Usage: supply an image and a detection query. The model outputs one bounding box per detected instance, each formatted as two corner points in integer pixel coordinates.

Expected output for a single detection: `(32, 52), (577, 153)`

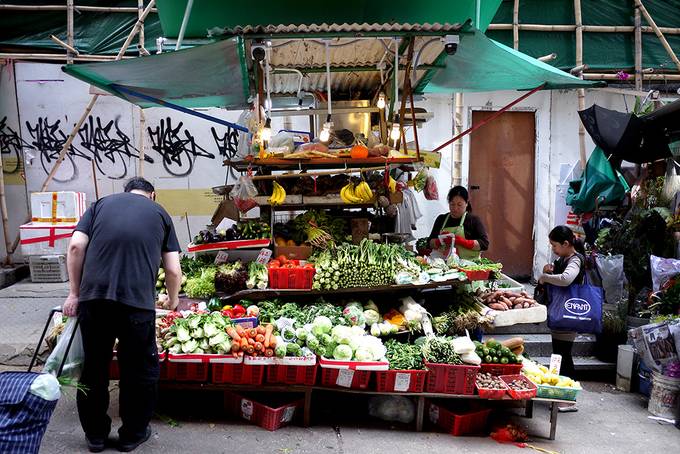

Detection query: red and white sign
(20, 222), (76, 256)
(30, 191), (86, 224)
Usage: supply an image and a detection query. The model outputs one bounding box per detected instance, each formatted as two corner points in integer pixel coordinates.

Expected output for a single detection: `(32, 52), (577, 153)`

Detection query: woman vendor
(428, 186), (489, 259)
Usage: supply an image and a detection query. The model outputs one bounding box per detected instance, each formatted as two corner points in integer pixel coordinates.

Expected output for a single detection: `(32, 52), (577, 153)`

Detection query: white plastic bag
(650, 255), (680, 292)
(596, 254), (626, 305)
(368, 395), (415, 424)
(661, 159), (680, 202)
(229, 175), (258, 213)
(43, 317), (84, 380)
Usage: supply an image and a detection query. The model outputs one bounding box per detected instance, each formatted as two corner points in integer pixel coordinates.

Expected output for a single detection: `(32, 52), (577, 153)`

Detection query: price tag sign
(336, 369), (355, 388)
(281, 406), (296, 423)
(214, 251), (229, 265)
(240, 399), (253, 420)
(549, 354), (562, 375)
(256, 248), (273, 264)
(394, 372), (412, 392)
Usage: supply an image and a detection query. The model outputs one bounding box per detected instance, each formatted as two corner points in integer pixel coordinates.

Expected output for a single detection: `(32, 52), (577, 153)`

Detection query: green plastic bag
(566, 147), (630, 214)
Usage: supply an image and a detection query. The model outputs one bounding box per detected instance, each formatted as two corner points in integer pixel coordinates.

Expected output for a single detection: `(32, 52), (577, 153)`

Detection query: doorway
(468, 110), (536, 279)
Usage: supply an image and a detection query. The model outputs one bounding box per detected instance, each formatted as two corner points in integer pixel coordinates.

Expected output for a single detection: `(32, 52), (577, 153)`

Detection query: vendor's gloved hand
(431, 238), (442, 249)
(454, 235), (475, 250)
(440, 236), (454, 246)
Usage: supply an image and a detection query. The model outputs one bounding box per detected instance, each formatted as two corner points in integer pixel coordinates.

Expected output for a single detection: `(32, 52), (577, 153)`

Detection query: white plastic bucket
(648, 371), (680, 418)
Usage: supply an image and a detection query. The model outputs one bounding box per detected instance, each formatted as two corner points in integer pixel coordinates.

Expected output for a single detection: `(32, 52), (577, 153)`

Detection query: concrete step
(483, 333), (597, 357)
(531, 355), (616, 372)
(489, 321), (551, 335)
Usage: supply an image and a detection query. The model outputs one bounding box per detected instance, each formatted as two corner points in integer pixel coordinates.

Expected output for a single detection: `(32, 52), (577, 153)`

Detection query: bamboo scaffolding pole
(635, 7), (643, 91)
(512, 0), (520, 50)
(91, 159), (99, 201)
(453, 92), (464, 187)
(116, 0), (156, 60)
(574, 0), (587, 169)
(49, 35), (79, 56)
(395, 39), (415, 152)
(488, 23), (680, 35)
(584, 73), (680, 81)
(635, 0), (680, 73)
(0, 53), (134, 62)
(138, 108), (146, 177)
(138, 0), (145, 57)
(0, 4), (157, 13)
(538, 53), (557, 62)
(250, 166), (387, 181)
(0, 151), (13, 265)
(66, 0), (74, 64)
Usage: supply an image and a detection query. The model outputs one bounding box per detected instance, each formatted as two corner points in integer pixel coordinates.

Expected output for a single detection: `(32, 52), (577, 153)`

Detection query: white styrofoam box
(20, 222), (76, 256)
(30, 191), (86, 224)
(29, 255), (68, 283)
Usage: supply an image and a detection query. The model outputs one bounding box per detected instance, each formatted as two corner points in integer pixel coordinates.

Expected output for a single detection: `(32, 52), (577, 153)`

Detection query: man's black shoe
(118, 426), (152, 452)
(86, 437), (106, 453)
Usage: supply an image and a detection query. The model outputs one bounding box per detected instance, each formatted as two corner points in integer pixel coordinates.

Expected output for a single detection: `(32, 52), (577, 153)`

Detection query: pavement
(1, 280), (679, 454)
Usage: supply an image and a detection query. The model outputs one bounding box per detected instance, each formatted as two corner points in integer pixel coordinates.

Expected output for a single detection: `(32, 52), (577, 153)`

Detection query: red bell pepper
(221, 309), (234, 318)
(231, 304), (246, 317)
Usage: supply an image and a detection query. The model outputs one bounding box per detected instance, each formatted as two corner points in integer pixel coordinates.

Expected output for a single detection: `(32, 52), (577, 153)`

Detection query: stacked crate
(20, 192), (86, 282)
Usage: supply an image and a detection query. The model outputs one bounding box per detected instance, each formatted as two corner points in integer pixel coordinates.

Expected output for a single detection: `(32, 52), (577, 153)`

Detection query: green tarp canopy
(423, 28), (599, 93)
(63, 37), (249, 109)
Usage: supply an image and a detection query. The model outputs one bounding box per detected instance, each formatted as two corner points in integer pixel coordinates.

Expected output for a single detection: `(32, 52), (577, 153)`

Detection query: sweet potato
(489, 303), (506, 311)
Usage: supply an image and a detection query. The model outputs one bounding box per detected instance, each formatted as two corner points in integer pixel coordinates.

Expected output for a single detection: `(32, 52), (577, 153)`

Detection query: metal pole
(175, 0), (195, 51)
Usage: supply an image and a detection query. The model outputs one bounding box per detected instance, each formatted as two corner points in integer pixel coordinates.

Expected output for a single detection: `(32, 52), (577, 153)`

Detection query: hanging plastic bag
(229, 175), (259, 213)
(424, 171), (439, 200)
(42, 318), (84, 381)
(595, 254), (626, 305)
(662, 159), (680, 202)
(650, 255), (680, 292)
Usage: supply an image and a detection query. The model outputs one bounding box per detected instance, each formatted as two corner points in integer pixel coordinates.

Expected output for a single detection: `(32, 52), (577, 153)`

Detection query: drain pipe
(175, 0), (194, 50)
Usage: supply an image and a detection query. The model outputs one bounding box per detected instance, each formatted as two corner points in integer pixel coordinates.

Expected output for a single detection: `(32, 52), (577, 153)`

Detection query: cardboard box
(274, 245), (312, 260)
(30, 191), (86, 224)
(20, 223), (75, 256)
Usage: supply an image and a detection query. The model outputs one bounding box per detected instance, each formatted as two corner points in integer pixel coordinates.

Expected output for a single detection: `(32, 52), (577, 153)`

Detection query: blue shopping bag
(547, 275), (604, 334)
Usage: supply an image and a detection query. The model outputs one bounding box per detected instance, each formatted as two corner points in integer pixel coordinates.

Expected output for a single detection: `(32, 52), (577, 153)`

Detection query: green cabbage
(333, 344), (353, 360)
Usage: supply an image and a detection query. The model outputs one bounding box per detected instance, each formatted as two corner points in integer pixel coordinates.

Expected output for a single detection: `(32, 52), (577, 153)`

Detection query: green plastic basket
(536, 380), (582, 401)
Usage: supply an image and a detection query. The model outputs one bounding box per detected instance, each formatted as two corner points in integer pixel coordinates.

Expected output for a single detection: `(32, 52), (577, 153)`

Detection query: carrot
(246, 345), (255, 354)
(226, 327), (241, 341)
(255, 334), (265, 343)
(248, 328), (258, 338)
(251, 352), (258, 357)
(256, 325), (266, 335)
(231, 341), (241, 352)
(264, 348), (274, 357)
(254, 342), (264, 352)
(248, 337), (255, 345)
(235, 325), (247, 338)
(268, 336), (277, 348)
(240, 337), (248, 350)
(264, 324), (275, 348)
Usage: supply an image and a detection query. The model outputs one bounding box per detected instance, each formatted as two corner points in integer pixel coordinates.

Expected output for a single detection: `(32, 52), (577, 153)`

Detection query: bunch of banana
(268, 181), (286, 205)
(340, 181), (374, 204)
(388, 176), (398, 193)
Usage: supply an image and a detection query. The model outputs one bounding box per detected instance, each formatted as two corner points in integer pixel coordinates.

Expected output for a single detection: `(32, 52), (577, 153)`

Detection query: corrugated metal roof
(262, 36), (445, 96)
(209, 22), (462, 36)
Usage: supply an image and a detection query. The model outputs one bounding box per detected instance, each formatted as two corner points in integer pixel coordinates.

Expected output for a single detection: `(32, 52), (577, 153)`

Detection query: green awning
(155, 0), (502, 38)
(424, 28), (602, 93)
(62, 37), (248, 109)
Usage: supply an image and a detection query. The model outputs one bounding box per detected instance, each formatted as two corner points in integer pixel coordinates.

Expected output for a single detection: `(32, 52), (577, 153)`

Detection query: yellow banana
(342, 184), (363, 203)
(269, 181), (286, 205)
(388, 177), (397, 193)
(340, 185), (350, 203)
(359, 182), (373, 202)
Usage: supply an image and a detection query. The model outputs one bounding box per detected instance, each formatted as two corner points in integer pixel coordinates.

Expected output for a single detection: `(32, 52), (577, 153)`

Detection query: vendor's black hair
(549, 225), (585, 255)
(124, 177), (155, 194)
(447, 186), (472, 212)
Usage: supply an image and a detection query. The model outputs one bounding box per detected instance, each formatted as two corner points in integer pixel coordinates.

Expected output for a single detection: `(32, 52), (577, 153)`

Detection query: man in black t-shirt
(63, 177), (182, 452)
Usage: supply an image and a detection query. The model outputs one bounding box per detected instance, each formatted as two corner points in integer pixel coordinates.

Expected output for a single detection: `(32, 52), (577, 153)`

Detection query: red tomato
(269, 260), (280, 267)
(277, 255), (288, 264)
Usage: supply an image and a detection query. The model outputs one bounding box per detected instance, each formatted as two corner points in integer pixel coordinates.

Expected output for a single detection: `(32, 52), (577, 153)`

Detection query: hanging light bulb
(260, 118), (272, 142)
(319, 121), (332, 143)
(390, 123), (400, 142)
(376, 92), (386, 109)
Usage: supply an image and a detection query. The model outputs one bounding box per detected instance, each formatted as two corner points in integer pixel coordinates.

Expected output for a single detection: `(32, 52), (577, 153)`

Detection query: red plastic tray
(428, 401), (492, 436)
(225, 392), (303, 431)
(268, 266), (315, 289)
(500, 374), (537, 400)
(320, 368), (371, 389)
(424, 362), (480, 395)
(212, 363), (264, 385)
(375, 370), (428, 393)
(462, 269), (491, 281)
(166, 362), (209, 382)
(480, 363), (523, 376)
(267, 363), (318, 386)
(475, 379), (510, 400)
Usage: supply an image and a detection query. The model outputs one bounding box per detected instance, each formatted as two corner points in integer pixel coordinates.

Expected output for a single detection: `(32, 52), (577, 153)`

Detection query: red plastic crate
(320, 368), (371, 389)
(268, 265), (315, 289)
(110, 352), (169, 380)
(166, 362), (209, 382)
(375, 370), (428, 393)
(479, 363), (523, 376)
(225, 392), (303, 431)
(266, 357), (318, 386)
(428, 401), (492, 436)
(463, 269), (491, 281)
(500, 374), (537, 400)
(212, 363), (264, 385)
(475, 380), (510, 400)
(424, 362), (480, 395)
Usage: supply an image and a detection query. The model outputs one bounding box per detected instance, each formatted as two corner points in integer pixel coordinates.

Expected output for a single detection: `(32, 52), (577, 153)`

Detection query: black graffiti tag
(148, 117), (215, 177)
(78, 116), (154, 180)
(26, 117), (81, 182)
(211, 125), (239, 159)
(0, 116), (28, 174)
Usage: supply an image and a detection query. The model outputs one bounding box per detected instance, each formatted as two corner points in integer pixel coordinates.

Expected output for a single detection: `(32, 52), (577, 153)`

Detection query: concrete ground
(1, 280), (678, 454)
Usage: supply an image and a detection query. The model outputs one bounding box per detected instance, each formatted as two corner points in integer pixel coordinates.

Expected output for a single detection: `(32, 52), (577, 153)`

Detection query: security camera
(442, 35), (460, 56)
(251, 43), (266, 61)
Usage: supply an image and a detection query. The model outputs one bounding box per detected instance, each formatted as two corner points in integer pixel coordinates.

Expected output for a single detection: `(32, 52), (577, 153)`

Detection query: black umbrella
(578, 104), (672, 164)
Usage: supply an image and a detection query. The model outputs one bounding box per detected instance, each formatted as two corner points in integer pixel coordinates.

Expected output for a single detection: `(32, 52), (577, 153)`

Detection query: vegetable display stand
(319, 357), (388, 390)
(267, 356), (318, 386)
(427, 400), (492, 436)
(375, 370), (428, 393)
(211, 356), (264, 385)
(500, 374), (538, 400)
(480, 363), (523, 376)
(424, 363), (479, 395)
(475, 382), (510, 400)
(167, 353), (210, 382)
(224, 391), (304, 431)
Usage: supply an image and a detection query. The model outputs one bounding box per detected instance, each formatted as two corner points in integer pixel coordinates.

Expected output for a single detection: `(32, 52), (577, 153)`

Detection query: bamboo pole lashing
(635, 0), (680, 73)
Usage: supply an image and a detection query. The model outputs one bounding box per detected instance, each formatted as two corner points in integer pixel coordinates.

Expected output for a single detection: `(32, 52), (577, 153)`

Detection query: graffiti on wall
(0, 114), (239, 180)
